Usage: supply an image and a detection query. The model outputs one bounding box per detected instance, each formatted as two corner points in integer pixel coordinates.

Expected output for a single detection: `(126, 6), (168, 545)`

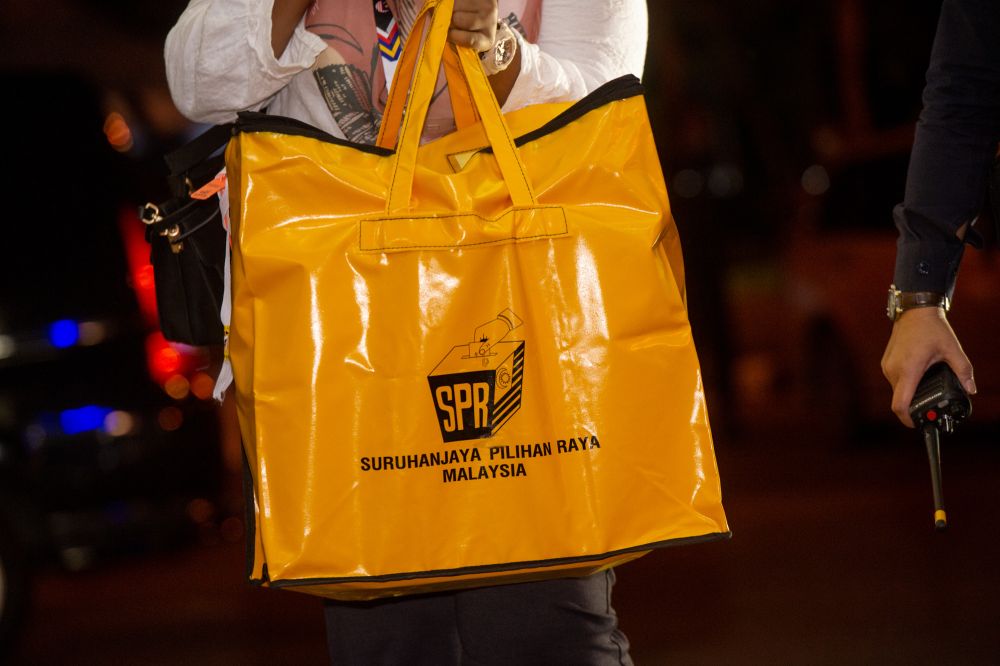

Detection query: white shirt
(165, 0), (648, 137)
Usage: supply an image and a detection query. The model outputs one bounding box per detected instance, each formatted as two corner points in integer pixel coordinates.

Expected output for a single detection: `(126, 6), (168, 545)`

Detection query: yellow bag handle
(453, 43), (534, 202)
(442, 48), (480, 130)
(377, 32), (478, 149)
(383, 0), (536, 213)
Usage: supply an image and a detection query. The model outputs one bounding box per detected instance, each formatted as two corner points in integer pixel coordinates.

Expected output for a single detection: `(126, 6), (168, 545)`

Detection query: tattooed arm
(166, 0), (648, 125)
(272, 0), (315, 57)
(167, 0), (523, 123)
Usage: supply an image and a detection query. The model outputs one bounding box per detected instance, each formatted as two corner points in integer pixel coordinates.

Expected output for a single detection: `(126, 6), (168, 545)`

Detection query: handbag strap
(164, 123), (233, 183)
(383, 0), (535, 214)
(141, 123), (232, 236)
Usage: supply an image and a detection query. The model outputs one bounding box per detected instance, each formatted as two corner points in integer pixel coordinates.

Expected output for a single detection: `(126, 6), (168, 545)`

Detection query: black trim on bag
(241, 446), (259, 583)
(266, 530), (731, 589)
(232, 74), (645, 155)
(234, 112), (395, 156)
(241, 445), (271, 586)
(482, 74), (645, 153)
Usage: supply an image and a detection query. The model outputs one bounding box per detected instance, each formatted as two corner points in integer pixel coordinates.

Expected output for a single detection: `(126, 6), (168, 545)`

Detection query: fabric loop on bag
(358, 206), (567, 251)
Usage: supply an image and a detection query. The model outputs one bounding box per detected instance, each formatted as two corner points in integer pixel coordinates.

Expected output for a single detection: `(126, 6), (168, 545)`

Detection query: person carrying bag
(165, 0), (725, 662)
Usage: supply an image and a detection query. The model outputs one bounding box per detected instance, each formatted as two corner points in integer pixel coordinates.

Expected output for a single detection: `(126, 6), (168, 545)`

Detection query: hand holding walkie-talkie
(908, 362), (972, 530)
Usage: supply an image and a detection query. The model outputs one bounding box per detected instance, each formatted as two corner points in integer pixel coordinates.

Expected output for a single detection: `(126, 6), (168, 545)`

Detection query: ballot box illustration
(428, 310), (525, 443)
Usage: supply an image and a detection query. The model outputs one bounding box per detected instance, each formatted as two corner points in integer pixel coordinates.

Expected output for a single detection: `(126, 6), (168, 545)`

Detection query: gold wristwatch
(480, 19), (518, 76)
(886, 284), (951, 322)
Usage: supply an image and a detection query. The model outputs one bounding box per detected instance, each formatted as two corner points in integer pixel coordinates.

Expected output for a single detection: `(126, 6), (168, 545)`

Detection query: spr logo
(428, 309), (525, 443)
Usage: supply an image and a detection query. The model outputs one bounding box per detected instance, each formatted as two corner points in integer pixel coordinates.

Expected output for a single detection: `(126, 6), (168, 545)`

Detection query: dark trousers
(323, 569), (633, 665)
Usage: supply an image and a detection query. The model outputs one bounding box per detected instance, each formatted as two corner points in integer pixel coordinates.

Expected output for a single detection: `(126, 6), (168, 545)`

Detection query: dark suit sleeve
(893, 0), (1000, 296)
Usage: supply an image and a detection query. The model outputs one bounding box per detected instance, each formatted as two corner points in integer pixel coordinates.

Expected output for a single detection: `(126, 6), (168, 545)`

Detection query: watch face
(886, 287), (901, 321)
(494, 36), (516, 68)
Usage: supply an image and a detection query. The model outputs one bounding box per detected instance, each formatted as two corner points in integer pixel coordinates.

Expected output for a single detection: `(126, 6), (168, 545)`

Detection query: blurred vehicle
(0, 73), (222, 654)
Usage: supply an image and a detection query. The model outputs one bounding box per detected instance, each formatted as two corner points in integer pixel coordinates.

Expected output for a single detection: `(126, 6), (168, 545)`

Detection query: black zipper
(235, 112), (395, 156)
(485, 74), (645, 153)
(233, 74), (645, 154)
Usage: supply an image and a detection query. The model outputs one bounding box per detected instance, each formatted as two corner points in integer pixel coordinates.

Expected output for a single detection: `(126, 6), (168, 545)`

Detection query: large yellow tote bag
(226, 0), (728, 600)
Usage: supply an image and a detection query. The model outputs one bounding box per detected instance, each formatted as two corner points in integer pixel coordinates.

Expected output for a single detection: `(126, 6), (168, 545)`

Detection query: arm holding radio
(882, 0), (999, 426)
(882, 307), (974, 428)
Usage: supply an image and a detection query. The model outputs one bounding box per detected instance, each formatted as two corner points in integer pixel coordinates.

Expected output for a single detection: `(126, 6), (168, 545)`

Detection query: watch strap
(887, 285), (951, 321)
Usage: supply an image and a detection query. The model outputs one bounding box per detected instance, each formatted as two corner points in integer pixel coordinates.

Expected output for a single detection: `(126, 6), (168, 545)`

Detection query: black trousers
(323, 569), (633, 665)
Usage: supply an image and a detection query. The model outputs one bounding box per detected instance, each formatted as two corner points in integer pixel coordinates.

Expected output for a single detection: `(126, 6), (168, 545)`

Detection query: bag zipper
(234, 74), (645, 153)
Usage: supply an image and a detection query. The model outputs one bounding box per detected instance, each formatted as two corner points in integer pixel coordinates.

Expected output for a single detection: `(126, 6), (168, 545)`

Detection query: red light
(926, 410), (938, 422)
(145, 332), (184, 383)
(136, 264), (156, 292)
(164, 374), (191, 400)
(155, 346), (182, 374)
(190, 372), (215, 400)
(158, 406), (184, 431)
(103, 112), (133, 152)
(117, 207), (159, 328)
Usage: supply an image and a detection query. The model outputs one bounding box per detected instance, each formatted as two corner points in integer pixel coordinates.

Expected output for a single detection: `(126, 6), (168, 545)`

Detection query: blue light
(59, 406), (112, 435)
(49, 319), (80, 348)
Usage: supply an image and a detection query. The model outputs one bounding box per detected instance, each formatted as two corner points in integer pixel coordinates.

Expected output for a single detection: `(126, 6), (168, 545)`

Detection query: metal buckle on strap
(139, 202), (163, 225)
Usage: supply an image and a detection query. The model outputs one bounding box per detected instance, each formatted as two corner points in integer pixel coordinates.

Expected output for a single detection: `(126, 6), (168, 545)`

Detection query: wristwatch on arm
(886, 284), (951, 322)
(480, 18), (518, 76)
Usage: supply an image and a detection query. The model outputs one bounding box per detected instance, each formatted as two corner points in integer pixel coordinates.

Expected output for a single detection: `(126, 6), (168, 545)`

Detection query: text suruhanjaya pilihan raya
(359, 435), (601, 483)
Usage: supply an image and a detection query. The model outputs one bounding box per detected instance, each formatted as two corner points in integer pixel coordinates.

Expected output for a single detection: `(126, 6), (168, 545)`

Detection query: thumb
(944, 351), (977, 395)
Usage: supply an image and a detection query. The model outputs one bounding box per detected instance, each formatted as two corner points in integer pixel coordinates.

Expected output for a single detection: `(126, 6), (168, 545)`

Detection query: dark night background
(1, 0), (999, 663)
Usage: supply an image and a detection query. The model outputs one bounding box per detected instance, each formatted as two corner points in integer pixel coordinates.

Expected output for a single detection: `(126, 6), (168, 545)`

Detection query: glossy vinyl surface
(227, 0), (727, 600)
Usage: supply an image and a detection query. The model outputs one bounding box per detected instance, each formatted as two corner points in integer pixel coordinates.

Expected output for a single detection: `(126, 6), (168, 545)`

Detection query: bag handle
(442, 48), (480, 130)
(376, 1), (478, 149)
(377, 35), (478, 149)
(381, 0), (535, 214)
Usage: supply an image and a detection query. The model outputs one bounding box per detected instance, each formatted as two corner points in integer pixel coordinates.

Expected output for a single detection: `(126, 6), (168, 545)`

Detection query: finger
(448, 28), (493, 52)
(451, 8), (498, 32)
(890, 368), (922, 428)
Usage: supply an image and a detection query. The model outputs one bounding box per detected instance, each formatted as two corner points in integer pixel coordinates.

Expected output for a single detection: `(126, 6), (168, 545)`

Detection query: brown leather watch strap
(899, 291), (949, 310)
(887, 284), (951, 321)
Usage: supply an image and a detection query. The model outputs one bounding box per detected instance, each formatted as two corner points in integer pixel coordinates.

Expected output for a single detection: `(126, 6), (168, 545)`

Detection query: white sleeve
(502, 0), (648, 112)
(165, 0), (326, 124)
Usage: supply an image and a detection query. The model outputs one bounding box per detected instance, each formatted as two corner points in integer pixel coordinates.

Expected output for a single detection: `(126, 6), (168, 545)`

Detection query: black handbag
(140, 124), (233, 346)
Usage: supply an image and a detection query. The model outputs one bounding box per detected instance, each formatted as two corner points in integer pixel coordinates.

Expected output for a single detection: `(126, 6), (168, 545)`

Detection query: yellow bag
(226, 0), (728, 600)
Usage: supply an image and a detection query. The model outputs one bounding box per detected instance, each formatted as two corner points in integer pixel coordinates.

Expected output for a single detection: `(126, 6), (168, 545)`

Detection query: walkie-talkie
(908, 362), (972, 530)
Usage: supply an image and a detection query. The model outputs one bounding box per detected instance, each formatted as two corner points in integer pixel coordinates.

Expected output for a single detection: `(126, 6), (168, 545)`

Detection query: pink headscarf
(305, 0), (540, 143)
